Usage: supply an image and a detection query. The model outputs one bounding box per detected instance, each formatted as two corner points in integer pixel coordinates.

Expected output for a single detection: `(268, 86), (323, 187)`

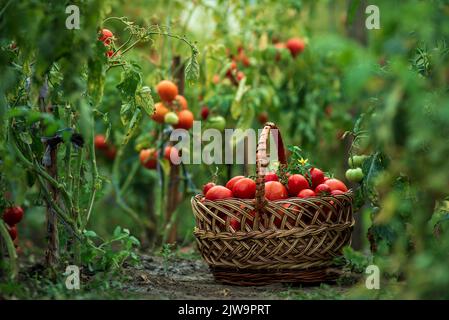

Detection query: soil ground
(122, 253), (351, 300)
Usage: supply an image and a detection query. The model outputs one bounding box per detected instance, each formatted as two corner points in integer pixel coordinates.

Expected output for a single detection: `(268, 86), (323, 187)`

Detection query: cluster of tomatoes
(138, 80), (193, 170)
(139, 145), (180, 170)
(94, 135), (117, 160)
(345, 155), (367, 183)
(201, 167), (348, 230)
(98, 28), (118, 58)
(2, 206), (24, 247)
(221, 46), (250, 86)
(151, 80), (194, 130)
(203, 168), (347, 201)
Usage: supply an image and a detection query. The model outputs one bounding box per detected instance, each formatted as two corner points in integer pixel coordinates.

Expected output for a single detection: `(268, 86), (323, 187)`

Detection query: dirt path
(122, 254), (351, 300)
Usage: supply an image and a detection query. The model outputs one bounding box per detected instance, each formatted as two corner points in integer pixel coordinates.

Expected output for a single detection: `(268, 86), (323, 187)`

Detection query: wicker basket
(191, 122), (354, 286)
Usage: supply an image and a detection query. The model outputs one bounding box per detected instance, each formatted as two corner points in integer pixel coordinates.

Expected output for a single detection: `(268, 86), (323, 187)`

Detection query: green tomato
(207, 116), (226, 131)
(164, 112), (179, 125)
(348, 155), (368, 168)
(345, 168), (364, 183)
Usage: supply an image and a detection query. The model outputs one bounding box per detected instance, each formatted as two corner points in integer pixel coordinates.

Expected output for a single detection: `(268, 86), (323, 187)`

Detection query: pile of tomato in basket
(202, 167), (347, 202)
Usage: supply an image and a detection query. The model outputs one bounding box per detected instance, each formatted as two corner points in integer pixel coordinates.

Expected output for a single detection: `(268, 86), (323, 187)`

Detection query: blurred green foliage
(1, 0), (449, 299)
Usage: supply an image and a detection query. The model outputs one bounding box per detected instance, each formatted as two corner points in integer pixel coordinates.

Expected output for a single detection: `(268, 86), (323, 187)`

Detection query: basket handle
(255, 122), (287, 213)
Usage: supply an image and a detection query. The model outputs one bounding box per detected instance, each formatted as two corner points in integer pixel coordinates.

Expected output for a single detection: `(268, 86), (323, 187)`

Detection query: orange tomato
(175, 110), (194, 130)
(151, 102), (169, 123)
(156, 80), (178, 102)
(139, 148), (158, 170)
(174, 95), (188, 110)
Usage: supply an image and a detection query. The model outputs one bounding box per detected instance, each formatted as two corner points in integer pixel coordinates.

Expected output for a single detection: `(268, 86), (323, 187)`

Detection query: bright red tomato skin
(325, 179), (348, 192)
(315, 183), (331, 195)
(232, 178), (256, 199)
(202, 182), (216, 195)
(298, 189), (316, 198)
(310, 168), (325, 189)
(265, 181), (288, 201)
(287, 174), (309, 196)
(225, 176), (245, 190)
(94, 135), (108, 150)
(286, 37), (306, 57)
(264, 172), (279, 182)
(205, 186), (233, 201)
(99, 28), (113, 45)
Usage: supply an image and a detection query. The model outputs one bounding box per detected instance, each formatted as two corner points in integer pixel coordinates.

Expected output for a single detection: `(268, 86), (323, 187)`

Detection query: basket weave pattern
(191, 123), (354, 285)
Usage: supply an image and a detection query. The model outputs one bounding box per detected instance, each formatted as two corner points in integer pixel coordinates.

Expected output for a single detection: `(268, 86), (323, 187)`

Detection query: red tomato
(225, 176), (245, 190)
(232, 178), (256, 199)
(94, 135), (108, 150)
(265, 181), (288, 201)
(139, 148), (158, 170)
(323, 176), (330, 181)
(286, 37), (306, 57)
(205, 186), (233, 201)
(200, 106), (209, 120)
(202, 182), (216, 195)
(151, 102), (169, 124)
(236, 71), (245, 82)
(174, 95), (188, 110)
(99, 28), (113, 45)
(310, 168), (325, 189)
(298, 189), (316, 198)
(287, 174), (309, 196)
(164, 146), (180, 164)
(106, 49), (115, 58)
(264, 172), (278, 182)
(156, 80), (178, 102)
(258, 112), (268, 125)
(331, 190), (345, 195)
(175, 110), (194, 130)
(229, 216), (241, 231)
(8, 225), (17, 240)
(2, 207), (24, 226)
(315, 183), (331, 195)
(325, 179), (348, 192)
(212, 74), (220, 84)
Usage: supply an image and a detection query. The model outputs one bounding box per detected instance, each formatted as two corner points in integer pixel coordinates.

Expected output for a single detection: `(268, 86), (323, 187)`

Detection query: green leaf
(117, 63), (142, 100)
(129, 236), (141, 246)
(19, 132), (32, 145)
(84, 230), (98, 238)
(113, 226), (122, 238)
(136, 86), (155, 117)
(185, 50), (200, 81)
(122, 107), (142, 145)
(120, 102), (134, 126)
